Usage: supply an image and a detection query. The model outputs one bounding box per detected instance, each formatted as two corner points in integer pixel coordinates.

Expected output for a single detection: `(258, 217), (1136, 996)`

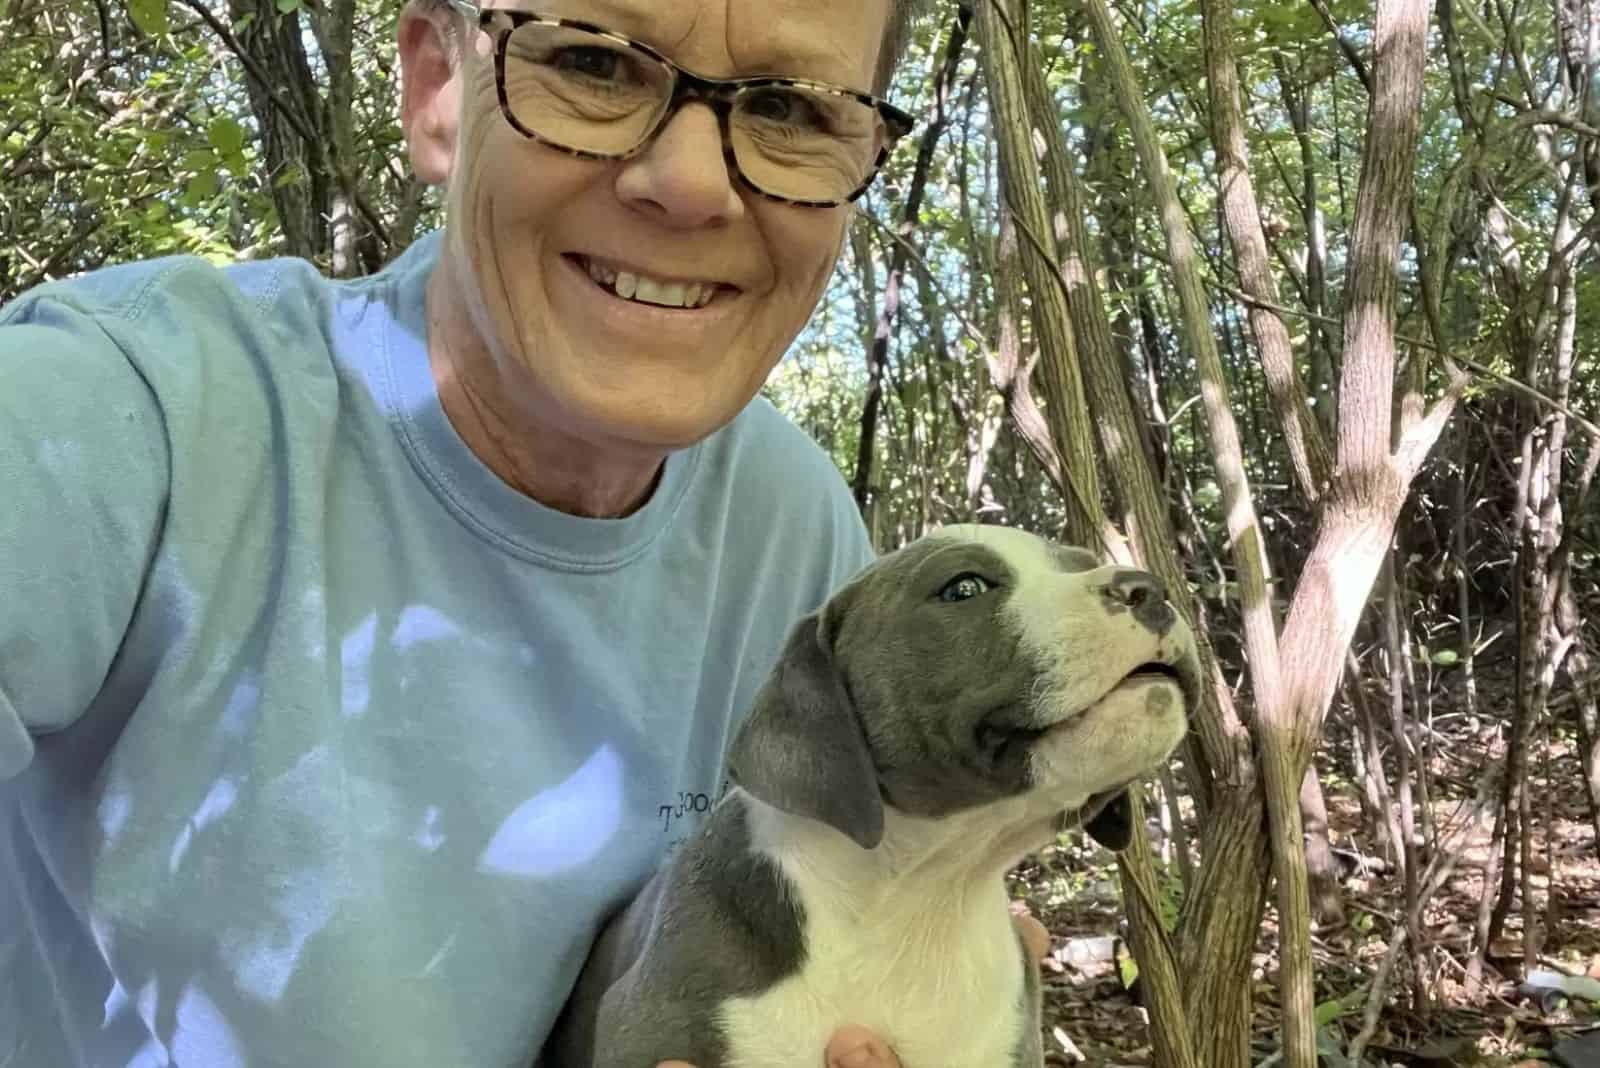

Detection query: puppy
(546, 524), (1198, 1068)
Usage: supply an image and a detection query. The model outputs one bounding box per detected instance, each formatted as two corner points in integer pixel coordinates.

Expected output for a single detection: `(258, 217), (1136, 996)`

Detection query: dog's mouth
(1119, 653), (1203, 714)
(976, 653), (1198, 752)
(1120, 661), (1184, 686)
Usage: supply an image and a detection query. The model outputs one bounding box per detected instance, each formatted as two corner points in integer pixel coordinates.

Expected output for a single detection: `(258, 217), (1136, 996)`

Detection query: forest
(2, 0), (1598, 1063)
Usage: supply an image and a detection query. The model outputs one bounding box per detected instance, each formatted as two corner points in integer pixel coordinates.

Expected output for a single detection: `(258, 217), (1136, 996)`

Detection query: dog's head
(727, 524), (1197, 855)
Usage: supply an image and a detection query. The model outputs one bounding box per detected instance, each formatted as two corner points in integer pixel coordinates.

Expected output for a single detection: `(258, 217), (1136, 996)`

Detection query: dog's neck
(736, 789), (1060, 924)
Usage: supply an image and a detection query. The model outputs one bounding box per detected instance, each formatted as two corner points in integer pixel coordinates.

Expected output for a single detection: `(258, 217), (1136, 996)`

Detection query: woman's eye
(745, 88), (822, 127)
(938, 574), (992, 603)
(553, 46), (625, 80)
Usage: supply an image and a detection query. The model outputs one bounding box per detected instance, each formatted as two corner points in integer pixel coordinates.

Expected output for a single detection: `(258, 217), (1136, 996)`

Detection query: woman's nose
(614, 103), (745, 229)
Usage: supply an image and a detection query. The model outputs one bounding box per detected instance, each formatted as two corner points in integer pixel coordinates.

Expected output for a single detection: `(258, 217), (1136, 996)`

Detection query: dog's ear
(727, 606), (884, 850)
(1082, 790), (1134, 851)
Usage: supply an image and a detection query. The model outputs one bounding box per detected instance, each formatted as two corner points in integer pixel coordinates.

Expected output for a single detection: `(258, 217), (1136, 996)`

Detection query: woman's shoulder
(4, 251), (321, 330)
(719, 396), (852, 492)
(1, 243), (432, 428)
(702, 397), (873, 565)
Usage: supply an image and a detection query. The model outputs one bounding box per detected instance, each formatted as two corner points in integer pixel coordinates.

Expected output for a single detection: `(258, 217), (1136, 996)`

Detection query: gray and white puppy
(546, 524), (1199, 1068)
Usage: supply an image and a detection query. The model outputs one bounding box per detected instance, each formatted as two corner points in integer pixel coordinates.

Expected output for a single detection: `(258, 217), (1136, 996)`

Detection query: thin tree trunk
(1382, 552), (1425, 1011)
(975, 0), (1107, 550)
(1080, 0), (1288, 1060)
(989, 197), (1072, 507)
(1016, 18), (1242, 814)
(1560, 440), (1600, 851)
(1203, 0), (1333, 504)
(1466, 774), (1508, 998)
(1453, 411), (1480, 724)
(850, 7), (972, 517)
(1300, 765), (1346, 927)
(1277, 57), (1333, 427)
(1350, 651), (1406, 867)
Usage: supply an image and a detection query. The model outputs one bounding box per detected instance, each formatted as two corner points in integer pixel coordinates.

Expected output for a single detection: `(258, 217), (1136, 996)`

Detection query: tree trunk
(1300, 764), (1346, 928)
(226, 0), (330, 261)
(1080, 0), (1296, 1061)
(1382, 552), (1426, 1010)
(1203, 0), (1333, 504)
(1276, 56), (1333, 429)
(974, 0), (1106, 550)
(850, 8), (972, 517)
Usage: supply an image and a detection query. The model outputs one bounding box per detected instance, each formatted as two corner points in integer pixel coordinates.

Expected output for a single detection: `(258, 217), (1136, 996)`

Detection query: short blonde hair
(412, 0), (924, 96)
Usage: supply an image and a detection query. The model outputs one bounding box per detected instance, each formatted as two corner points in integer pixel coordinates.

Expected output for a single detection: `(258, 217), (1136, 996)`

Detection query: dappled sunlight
(167, 777), (238, 875)
(218, 672), (261, 740)
(420, 930), (458, 978)
(392, 605), (464, 650)
(101, 978), (130, 1031)
(479, 744), (626, 878)
(9, 531), (716, 1063)
(167, 983), (245, 1067)
(124, 1038), (170, 1068)
(98, 787), (133, 846)
(340, 613), (377, 718)
(224, 864), (336, 1004)
(413, 804), (446, 852)
(35, 436), (85, 478)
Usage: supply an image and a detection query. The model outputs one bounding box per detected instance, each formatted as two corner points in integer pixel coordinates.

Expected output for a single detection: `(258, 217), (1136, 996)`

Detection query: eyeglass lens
(501, 22), (886, 203)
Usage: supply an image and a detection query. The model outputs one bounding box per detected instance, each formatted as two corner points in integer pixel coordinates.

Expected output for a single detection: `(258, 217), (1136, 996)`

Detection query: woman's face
(421, 0), (895, 456)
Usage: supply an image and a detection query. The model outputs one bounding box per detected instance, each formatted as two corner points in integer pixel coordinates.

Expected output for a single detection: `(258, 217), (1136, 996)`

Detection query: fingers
(1013, 909), (1052, 964)
(826, 1023), (901, 1068)
(662, 914), (1049, 1068)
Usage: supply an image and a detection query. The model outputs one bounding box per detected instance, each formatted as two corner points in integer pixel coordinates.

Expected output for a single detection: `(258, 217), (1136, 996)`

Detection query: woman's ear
(398, 7), (463, 186)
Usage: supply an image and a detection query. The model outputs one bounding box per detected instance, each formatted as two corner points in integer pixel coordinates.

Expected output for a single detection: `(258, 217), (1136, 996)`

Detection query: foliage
(4, 0), (1598, 1060)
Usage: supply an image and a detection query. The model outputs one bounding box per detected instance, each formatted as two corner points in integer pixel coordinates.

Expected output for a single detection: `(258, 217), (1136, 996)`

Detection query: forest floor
(1007, 723), (1600, 1067)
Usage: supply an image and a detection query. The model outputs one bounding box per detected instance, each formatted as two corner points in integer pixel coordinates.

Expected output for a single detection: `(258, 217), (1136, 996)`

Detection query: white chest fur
(717, 804), (1030, 1068)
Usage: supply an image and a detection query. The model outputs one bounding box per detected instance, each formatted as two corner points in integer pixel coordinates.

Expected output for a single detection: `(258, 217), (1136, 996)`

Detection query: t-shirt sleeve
(826, 478), (875, 587)
(0, 298), (169, 780)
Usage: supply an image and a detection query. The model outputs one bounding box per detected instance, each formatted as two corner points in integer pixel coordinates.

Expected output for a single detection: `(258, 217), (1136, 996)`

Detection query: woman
(0, 1), (1030, 1064)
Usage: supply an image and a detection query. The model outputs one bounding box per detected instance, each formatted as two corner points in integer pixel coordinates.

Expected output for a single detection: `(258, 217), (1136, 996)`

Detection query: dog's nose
(1107, 569), (1174, 635)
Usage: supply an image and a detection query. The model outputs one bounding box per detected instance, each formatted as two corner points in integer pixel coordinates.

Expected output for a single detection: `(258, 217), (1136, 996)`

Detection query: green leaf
(181, 149), (217, 173)
(1431, 649), (1460, 666)
(275, 0), (301, 12)
(184, 170), (219, 205)
(1314, 996), (1351, 1028)
(207, 117), (245, 158)
(128, 0), (170, 35)
(1117, 955), (1139, 989)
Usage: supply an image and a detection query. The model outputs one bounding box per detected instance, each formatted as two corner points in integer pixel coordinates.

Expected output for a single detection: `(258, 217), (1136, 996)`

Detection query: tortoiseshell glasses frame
(441, 1), (917, 207)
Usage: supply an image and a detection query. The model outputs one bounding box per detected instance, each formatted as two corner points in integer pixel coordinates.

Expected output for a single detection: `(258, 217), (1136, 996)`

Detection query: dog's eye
(938, 573), (992, 603)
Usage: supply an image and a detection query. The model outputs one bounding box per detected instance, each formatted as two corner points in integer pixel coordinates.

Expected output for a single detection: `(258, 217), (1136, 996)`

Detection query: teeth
(583, 257), (718, 309)
(636, 277), (686, 308)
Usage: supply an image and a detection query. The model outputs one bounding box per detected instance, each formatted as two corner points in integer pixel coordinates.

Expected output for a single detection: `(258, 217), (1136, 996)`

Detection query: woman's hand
(654, 910), (1051, 1068)
(654, 1026), (901, 1068)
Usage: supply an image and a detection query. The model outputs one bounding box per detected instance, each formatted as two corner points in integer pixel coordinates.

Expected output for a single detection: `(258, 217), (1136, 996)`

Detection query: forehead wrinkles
(722, 0), (883, 85)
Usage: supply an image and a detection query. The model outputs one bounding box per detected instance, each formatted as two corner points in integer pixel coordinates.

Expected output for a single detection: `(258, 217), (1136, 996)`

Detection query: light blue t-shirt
(0, 232), (874, 1067)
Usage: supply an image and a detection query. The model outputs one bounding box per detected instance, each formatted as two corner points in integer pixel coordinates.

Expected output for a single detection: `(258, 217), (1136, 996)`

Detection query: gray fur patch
(544, 797), (805, 1067)
(829, 539), (1042, 818)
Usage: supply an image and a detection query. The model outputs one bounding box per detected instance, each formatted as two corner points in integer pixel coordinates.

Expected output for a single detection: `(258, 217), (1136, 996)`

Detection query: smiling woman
(399, 0), (916, 520)
(0, 0), (930, 1066)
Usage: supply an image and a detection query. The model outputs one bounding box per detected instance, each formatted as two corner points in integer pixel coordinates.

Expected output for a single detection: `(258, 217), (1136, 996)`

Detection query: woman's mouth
(567, 254), (726, 310)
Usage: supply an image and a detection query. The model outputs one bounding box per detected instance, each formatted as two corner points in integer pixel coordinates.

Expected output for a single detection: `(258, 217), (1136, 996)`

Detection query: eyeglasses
(442, 3), (916, 207)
